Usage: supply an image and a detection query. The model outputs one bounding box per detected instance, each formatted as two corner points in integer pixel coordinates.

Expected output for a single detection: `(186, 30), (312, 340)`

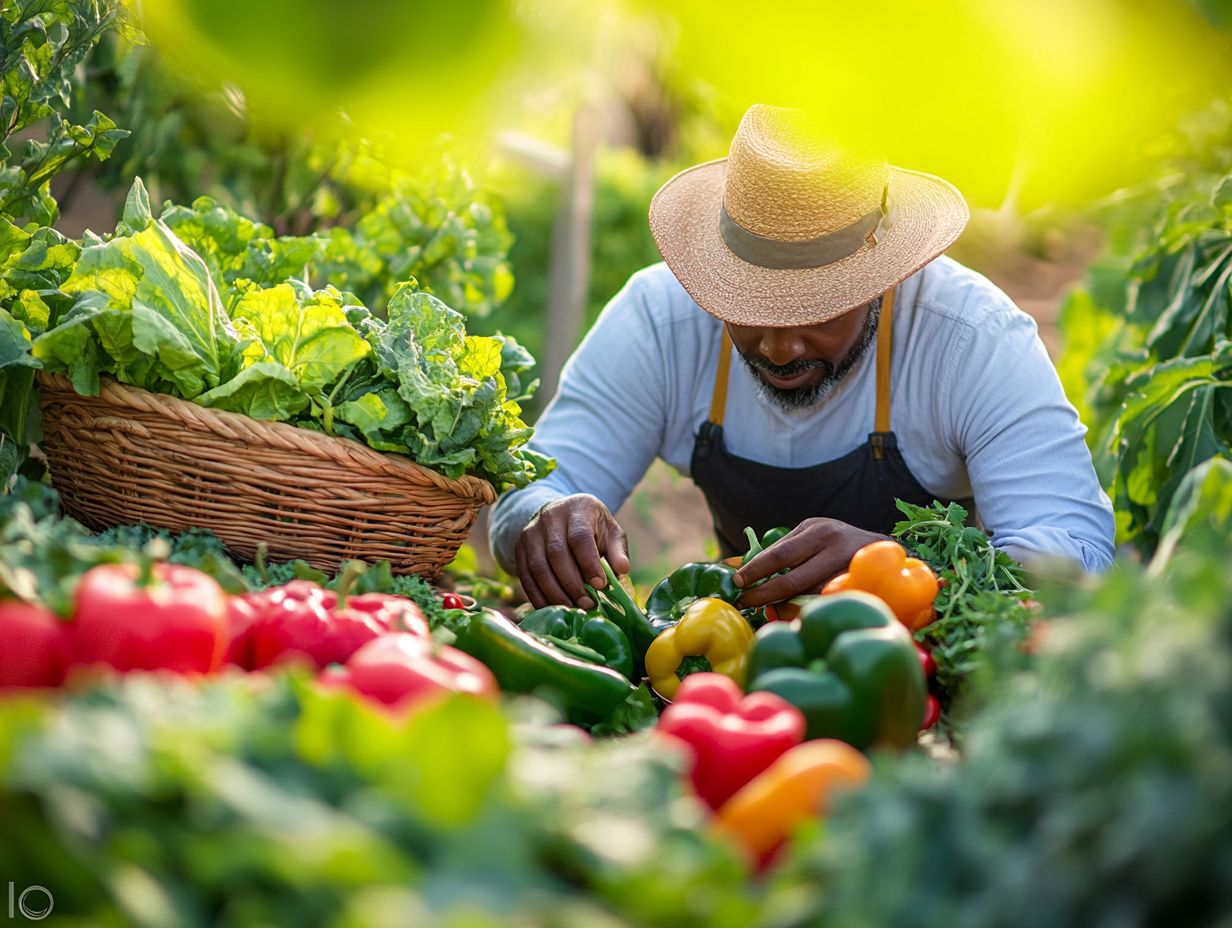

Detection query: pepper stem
(255, 542), (270, 585)
(137, 538), (170, 588)
(676, 655), (713, 681)
(334, 560), (367, 608)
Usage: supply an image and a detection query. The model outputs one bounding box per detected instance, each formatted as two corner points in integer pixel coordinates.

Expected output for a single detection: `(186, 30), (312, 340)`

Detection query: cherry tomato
(439, 591), (466, 610)
(914, 642), (937, 678)
(920, 694), (941, 730)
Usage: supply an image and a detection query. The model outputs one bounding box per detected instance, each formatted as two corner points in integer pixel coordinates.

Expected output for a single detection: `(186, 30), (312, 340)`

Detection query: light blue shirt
(490, 257), (1115, 574)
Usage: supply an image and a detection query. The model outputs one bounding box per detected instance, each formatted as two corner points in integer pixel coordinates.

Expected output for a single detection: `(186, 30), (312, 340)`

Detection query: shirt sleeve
(488, 274), (669, 573)
(943, 300), (1116, 572)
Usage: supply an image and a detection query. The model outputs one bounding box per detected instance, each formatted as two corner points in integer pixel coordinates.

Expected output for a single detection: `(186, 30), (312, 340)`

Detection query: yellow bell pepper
(715, 739), (871, 868)
(645, 597), (754, 700)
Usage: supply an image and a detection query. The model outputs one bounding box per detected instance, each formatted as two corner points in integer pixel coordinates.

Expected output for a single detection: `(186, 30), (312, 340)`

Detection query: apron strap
(705, 288), (896, 431)
(874, 286), (895, 434)
(708, 327), (735, 427)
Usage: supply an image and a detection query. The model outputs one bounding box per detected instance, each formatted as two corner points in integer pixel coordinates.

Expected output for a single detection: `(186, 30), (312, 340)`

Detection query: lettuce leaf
(34, 182), (239, 398)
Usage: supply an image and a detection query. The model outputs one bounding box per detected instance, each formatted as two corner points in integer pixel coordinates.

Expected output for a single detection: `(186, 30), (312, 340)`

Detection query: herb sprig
(892, 499), (1035, 707)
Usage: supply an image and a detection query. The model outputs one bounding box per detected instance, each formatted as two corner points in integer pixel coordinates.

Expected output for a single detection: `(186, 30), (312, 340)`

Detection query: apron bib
(690, 288), (946, 557)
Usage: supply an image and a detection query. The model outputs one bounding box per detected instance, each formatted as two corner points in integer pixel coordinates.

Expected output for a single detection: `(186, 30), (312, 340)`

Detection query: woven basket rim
(37, 371), (498, 505)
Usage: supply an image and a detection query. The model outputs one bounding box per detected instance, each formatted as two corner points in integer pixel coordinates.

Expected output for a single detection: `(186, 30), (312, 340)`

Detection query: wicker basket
(36, 373), (497, 577)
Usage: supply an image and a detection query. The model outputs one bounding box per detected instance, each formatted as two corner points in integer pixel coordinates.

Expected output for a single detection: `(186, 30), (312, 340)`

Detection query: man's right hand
(513, 494), (631, 609)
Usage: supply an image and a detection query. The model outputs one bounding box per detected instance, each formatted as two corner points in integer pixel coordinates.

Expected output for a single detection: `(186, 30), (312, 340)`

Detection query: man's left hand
(733, 518), (890, 608)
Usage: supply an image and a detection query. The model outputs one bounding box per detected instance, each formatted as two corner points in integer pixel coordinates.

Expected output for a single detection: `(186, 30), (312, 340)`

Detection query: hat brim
(648, 159), (969, 327)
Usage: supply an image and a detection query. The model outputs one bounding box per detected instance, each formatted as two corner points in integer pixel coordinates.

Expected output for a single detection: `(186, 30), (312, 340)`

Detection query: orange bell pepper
(822, 540), (938, 632)
(715, 739), (871, 868)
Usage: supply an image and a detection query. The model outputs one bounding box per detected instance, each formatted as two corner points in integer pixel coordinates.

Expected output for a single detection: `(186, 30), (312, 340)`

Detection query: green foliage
(892, 500), (1035, 718)
(72, 33), (513, 319)
(770, 529), (1232, 928)
(0, 0), (127, 227)
(0, 0), (126, 484)
(1061, 173), (1232, 552)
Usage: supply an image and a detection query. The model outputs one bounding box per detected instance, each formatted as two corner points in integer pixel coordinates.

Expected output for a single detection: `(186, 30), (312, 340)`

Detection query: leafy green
(893, 499), (1035, 715)
(1060, 171), (1232, 553)
(161, 195), (324, 290)
(33, 182), (239, 398)
(30, 179), (550, 487)
(0, 0), (127, 481)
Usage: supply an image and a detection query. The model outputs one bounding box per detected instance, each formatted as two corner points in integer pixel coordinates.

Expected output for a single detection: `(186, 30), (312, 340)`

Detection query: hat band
(719, 203), (883, 270)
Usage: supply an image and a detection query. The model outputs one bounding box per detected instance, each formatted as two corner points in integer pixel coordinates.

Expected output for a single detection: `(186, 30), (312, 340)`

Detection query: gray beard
(741, 298), (881, 410)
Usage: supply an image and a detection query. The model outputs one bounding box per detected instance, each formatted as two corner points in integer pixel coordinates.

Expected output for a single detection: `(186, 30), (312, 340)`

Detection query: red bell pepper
(71, 562), (229, 674)
(921, 694), (941, 730)
(0, 601), (71, 689)
(320, 632), (498, 712)
(656, 672), (806, 811)
(238, 581), (428, 671)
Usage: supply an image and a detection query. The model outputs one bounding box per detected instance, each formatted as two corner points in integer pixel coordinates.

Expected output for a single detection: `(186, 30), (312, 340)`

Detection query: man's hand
(733, 518), (889, 608)
(513, 494), (631, 609)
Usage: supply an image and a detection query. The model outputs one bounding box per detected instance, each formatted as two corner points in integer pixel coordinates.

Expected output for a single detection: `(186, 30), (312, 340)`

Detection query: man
(490, 104), (1115, 611)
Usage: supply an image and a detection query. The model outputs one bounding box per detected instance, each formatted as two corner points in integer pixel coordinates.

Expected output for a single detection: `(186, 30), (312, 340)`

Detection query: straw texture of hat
(649, 105), (969, 327)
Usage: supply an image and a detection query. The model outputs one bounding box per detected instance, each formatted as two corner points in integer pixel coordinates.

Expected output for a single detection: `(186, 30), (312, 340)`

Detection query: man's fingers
(604, 522), (631, 577)
(515, 541), (547, 609)
(531, 538), (581, 607)
(567, 513), (608, 595)
(735, 535), (812, 587)
(737, 555), (833, 609)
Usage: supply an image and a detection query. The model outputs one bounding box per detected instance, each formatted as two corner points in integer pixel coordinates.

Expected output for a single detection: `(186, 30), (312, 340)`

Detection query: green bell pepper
(741, 525), (790, 565)
(519, 605), (634, 680)
(585, 559), (658, 680)
(645, 562), (741, 631)
(747, 591), (925, 750)
(451, 608), (634, 724)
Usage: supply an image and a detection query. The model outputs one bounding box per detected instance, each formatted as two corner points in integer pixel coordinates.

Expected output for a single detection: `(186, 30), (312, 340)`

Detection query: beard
(740, 298), (881, 410)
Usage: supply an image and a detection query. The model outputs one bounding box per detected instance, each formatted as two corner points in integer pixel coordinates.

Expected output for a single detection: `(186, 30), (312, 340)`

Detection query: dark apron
(690, 288), (945, 558)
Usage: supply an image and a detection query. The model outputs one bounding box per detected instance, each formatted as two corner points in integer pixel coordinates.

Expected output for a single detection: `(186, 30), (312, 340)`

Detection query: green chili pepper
(451, 608), (634, 724)
(584, 559), (658, 680)
(519, 605), (634, 679)
(741, 525), (791, 565)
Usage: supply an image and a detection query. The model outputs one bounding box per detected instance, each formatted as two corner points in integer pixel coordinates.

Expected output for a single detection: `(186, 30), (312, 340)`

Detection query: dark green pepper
(585, 559), (658, 680)
(741, 525), (790, 565)
(451, 608), (634, 724)
(519, 605), (634, 680)
(747, 591), (925, 750)
(645, 562), (741, 632)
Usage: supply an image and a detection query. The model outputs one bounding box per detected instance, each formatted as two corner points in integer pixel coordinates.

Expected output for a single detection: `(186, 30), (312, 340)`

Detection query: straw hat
(649, 105), (969, 327)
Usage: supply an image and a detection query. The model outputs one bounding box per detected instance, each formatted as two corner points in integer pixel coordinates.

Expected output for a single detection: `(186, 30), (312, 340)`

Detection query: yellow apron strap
(708, 327), (734, 427)
(874, 287), (895, 434)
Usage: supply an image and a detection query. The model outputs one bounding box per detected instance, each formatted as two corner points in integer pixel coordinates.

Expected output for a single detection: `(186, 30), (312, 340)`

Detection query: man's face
(726, 300), (879, 409)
